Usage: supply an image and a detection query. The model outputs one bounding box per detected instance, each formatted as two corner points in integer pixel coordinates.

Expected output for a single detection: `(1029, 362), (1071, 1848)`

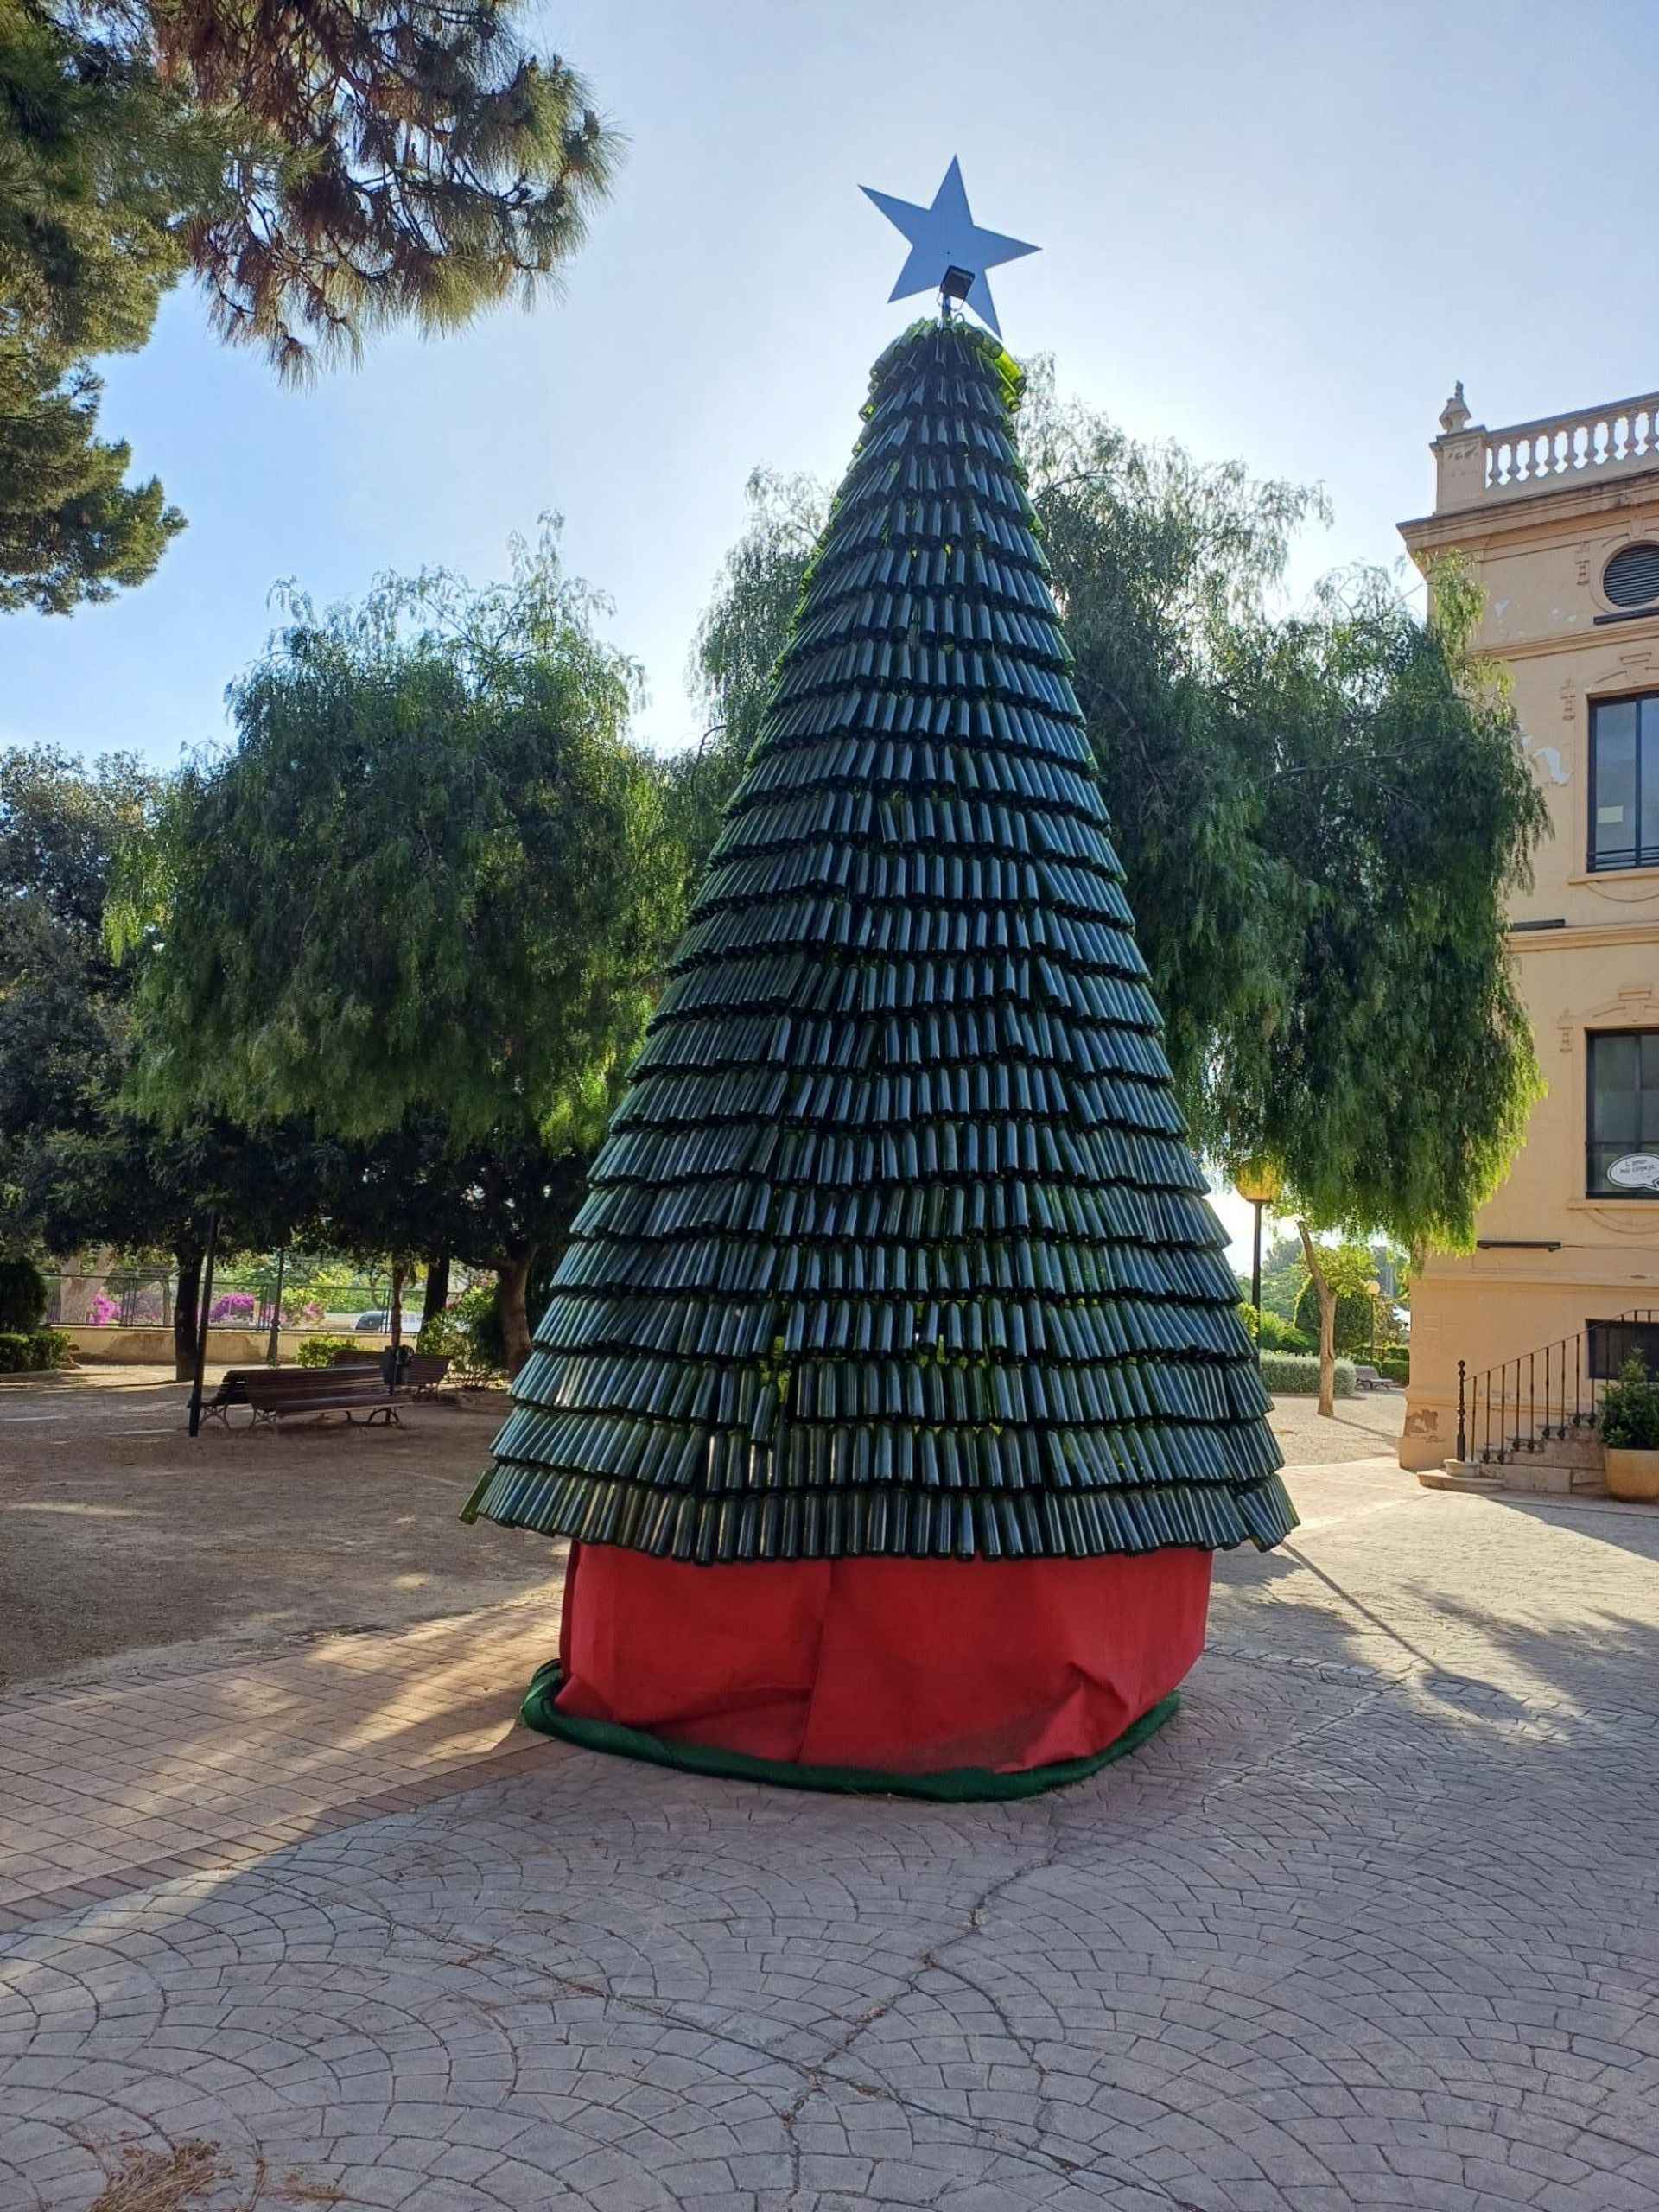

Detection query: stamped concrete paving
(3, 1458), (1657, 2212)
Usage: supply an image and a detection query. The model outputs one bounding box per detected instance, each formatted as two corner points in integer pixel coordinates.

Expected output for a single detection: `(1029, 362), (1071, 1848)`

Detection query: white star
(861, 158), (1038, 339)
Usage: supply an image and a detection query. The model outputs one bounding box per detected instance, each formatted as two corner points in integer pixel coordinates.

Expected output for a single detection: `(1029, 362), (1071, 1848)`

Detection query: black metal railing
(1456, 1308), (1659, 1465)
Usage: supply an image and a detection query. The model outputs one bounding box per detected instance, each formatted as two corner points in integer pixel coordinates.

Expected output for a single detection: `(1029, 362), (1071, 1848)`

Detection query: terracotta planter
(1605, 1446), (1659, 1502)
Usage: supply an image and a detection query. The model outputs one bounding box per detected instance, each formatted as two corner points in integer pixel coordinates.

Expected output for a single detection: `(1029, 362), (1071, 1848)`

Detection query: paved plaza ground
(3, 1375), (1656, 2211)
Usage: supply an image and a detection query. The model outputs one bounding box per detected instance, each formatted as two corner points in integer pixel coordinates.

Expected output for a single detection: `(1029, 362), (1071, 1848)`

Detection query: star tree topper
(861, 158), (1038, 339)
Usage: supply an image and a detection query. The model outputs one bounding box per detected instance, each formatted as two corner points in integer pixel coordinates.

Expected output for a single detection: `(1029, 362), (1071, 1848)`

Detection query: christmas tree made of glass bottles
(467, 316), (1292, 1571)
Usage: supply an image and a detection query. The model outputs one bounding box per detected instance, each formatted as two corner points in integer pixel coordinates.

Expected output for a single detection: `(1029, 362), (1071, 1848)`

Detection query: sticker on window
(1606, 1152), (1659, 1190)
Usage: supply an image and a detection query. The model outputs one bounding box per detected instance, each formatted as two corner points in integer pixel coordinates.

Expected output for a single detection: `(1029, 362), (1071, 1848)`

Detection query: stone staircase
(1423, 1427), (1606, 1497)
(1425, 1311), (1659, 1500)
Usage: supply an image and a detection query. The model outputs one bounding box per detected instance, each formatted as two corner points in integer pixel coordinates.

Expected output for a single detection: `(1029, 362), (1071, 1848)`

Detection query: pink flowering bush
(209, 1292), (257, 1325)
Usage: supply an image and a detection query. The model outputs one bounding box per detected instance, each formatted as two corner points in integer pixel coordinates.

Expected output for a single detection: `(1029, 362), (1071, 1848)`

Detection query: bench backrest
(214, 1366), (338, 1401)
(243, 1369), (400, 1409)
(329, 1347), (451, 1388)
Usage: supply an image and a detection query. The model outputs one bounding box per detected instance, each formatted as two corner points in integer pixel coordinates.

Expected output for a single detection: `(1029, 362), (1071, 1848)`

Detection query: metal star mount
(861, 158), (1038, 339)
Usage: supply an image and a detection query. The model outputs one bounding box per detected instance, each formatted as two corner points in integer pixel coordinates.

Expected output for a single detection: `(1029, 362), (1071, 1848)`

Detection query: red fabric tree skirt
(552, 1541), (1212, 1777)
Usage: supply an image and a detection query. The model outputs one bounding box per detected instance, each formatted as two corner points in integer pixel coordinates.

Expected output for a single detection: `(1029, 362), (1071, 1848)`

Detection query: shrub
(0, 1329), (73, 1372)
(296, 1333), (365, 1369)
(416, 1308), (467, 1359)
(437, 1281), (507, 1385)
(1259, 1351), (1356, 1397)
(1376, 1346), (1410, 1384)
(209, 1291), (257, 1325)
(1238, 1305), (1313, 1353)
(0, 1257), (48, 1332)
(1600, 1356), (1659, 1451)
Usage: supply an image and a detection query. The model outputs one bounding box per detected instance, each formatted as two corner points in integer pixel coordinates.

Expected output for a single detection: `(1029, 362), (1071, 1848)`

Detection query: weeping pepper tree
(118, 531), (684, 1373)
(687, 382), (1548, 1416)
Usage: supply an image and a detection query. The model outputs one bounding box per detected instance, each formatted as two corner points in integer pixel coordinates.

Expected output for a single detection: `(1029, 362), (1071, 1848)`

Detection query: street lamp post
(1233, 1162), (1284, 1357)
(265, 1245), (286, 1366)
(186, 1211), (219, 1438)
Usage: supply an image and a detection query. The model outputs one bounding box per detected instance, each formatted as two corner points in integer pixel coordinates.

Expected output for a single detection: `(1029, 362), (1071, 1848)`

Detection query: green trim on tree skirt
(469, 317), (1294, 1564)
(519, 1661), (1181, 1800)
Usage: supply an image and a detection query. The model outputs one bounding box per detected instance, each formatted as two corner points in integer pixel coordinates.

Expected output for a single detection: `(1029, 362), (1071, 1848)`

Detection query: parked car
(355, 1310), (417, 1335)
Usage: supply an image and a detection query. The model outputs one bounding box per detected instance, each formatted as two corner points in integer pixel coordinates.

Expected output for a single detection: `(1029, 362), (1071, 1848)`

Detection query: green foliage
(0, 744), (322, 1334)
(0, 1), (613, 613)
(415, 1308), (467, 1359)
(431, 1280), (506, 1384)
(295, 1334), (362, 1369)
(122, 527), (681, 1150)
(1261, 1352), (1356, 1398)
(0, 1327), (72, 1370)
(1237, 1304), (1312, 1353)
(1376, 1347), (1410, 1384)
(690, 469), (824, 766)
(0, 1), (194, 610)
(0, 745), (169, 1243)
(1293, 1242), (1395, 1355)
(1599, 1357), (1659, 1451)
(1294, 1280), (1373, 1357)
(302, 1125), (588, 1287)
(0, 1254), (47, 1331)
(1254, 1236), (1309, 1324)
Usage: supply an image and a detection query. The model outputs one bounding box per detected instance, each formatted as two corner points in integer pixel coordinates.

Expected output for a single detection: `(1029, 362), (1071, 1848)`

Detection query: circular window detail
(1603, 543), (1659, 608)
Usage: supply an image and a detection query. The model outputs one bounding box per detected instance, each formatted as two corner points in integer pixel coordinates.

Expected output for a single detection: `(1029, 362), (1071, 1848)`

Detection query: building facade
(1398, 387), (1659, 1471)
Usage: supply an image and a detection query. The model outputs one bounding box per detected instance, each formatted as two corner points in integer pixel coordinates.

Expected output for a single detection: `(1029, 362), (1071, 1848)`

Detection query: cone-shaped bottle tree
(470, 319), (1292, 1566)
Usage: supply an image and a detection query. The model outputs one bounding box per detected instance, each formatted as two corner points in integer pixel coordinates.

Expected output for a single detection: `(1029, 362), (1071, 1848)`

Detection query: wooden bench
(200, 1364), (408, 1428)
(201, 1366), (320, 1427)
(244, 1367), (409, 1427)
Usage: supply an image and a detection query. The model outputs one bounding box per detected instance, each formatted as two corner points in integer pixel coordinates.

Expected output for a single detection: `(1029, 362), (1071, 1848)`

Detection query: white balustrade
(1435, 389), (1659, 512)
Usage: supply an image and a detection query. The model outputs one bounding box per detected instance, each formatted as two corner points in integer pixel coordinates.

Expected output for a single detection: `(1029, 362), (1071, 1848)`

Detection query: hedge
(1376, 1347), (1409, 1384)
(296, 1334), (365, 1369)
(1259, 1351), (1356, 1397)
(0, 1329), (73, 1372)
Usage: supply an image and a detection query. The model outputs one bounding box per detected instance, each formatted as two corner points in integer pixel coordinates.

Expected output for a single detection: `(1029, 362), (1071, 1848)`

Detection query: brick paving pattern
(3, 1458), (1658, 2211)
(0, 1605), (559, 1930)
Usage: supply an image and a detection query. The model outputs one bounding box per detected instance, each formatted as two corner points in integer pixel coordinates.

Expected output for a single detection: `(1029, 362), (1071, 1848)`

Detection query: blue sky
(12, 0), (1659, 777)
(9, 0), (1657, 1259)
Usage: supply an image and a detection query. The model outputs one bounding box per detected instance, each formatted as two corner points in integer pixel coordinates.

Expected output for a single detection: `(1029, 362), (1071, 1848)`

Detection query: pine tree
(471, 319), (1292, 1565)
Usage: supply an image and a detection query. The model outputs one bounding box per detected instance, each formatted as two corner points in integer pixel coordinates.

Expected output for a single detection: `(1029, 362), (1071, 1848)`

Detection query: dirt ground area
(0, 1365), (559, 1696)
(0, 1365), (1404, 1697)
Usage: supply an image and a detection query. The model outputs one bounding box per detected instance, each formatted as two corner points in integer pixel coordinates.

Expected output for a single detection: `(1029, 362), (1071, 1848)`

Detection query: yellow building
(1398, 386), (1659, 1473)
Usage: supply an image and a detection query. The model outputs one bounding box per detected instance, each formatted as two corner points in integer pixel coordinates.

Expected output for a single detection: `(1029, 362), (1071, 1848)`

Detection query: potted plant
(1599, 1355), (1659, 1502)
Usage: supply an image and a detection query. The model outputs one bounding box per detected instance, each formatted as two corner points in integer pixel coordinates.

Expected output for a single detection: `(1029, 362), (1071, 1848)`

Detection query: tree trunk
(389, 1259), (405, 1354)
(172, 1243), (204, 1383)
(420, 1255), (451, 1335)
(1298, 1222), (1338, 1418)
(496, 1245), (535, 1380)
